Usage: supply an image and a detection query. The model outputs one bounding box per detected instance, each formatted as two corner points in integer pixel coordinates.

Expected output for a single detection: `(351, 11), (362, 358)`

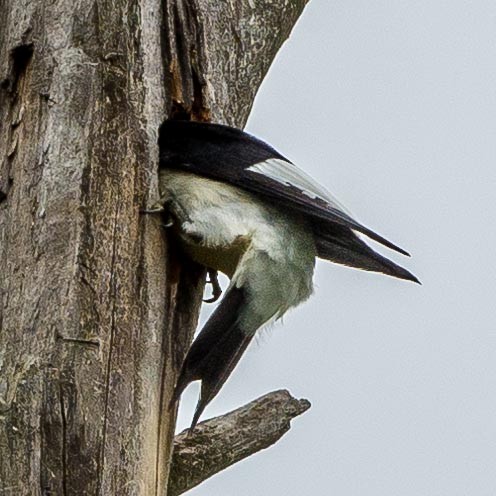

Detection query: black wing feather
(313, 221), (419, 283)
(159, 120), (410, 256)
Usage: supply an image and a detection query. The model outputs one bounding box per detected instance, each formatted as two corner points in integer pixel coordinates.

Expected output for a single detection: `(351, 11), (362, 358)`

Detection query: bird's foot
(141, 200), (174, 227)
(140, 199), (166, 215)
(203, 269), (222, 303)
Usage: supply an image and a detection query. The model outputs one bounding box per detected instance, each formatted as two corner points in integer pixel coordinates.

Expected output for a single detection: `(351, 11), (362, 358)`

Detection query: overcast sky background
(176, 1), (496, 494)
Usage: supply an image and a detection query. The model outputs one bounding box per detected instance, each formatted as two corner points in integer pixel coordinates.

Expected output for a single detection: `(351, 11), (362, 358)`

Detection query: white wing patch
(247, 158), (352, 215)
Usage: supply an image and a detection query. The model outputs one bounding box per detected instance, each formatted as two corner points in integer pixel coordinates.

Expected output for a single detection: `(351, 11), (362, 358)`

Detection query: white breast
(158, 169), (316, 328)
(159, 169), (311, 260)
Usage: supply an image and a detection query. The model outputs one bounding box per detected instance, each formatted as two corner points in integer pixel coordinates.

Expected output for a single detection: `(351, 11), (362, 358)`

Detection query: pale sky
(176, 1), (496, 494)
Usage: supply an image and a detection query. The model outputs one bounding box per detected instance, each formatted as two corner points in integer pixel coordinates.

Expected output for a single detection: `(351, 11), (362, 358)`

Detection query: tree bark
(0, 1), (308, 494)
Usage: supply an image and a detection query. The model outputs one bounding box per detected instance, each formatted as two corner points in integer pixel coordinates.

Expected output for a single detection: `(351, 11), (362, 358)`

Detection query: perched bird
(151, 119), (418, 429)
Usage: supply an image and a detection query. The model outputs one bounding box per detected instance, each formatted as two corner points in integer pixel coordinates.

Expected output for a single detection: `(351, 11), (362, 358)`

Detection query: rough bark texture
(0, 0), (308, 495)
(168, 390), (311, 496)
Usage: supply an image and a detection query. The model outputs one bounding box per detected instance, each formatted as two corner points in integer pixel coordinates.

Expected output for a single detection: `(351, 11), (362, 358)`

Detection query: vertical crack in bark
(154, 301), (172, 496)
(9, 43), (34, 95)
(96, 200), (121, 494)
(187, 0), (210, 122)
(153, 242), (183, 496)
(163, 0), (210, 122)
(153, 244), (205, 495)
(191, 66), (210, 122)
(0, 42), (33, 202)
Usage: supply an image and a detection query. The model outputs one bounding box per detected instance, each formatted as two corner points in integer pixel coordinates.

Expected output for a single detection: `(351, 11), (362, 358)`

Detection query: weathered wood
(0, 0), (309, 494)
(168, 390), (311, 496)
(165, 0), (310, 126)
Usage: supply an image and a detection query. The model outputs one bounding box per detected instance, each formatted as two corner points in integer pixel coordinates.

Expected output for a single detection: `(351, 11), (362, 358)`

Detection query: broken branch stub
(168, 390), (311, 496)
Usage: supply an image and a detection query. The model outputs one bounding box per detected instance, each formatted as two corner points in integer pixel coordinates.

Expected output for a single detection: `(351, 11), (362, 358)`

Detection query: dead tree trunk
(0, 1), (308, 494)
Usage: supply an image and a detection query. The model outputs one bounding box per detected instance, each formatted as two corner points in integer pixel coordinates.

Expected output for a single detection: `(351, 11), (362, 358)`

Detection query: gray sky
(176, 1), (496, 494)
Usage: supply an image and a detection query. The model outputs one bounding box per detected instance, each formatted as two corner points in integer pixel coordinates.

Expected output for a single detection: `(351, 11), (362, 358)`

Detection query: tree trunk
(0, 1), (308, 494)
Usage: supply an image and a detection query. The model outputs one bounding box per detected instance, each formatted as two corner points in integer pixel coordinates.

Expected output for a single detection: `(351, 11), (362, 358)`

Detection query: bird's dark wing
(312, 221), (419, 283)
(239, 158), (410, 256)
(159, 120), (410, 256)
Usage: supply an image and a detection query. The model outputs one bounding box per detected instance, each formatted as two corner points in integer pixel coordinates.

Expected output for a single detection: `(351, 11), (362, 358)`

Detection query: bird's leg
(203, 268), (222, 303)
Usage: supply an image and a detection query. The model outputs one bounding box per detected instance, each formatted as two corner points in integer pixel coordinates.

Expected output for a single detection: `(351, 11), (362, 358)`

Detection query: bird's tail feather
(315, 225), (419, 283)
(170, 285), (255, 430)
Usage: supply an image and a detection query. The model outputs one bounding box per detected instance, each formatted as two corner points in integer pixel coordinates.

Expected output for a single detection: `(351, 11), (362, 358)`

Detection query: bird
(149, 119), (419, 430)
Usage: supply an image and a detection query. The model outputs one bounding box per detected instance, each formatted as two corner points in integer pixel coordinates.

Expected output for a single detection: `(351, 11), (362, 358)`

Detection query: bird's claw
(141, 201), (175, 228)
(203, 269), (222, 303)
(161, 219), (174, 228)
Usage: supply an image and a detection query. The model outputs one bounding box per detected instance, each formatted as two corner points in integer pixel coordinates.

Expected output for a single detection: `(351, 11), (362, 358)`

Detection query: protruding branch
(168, 390), (311, 496)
